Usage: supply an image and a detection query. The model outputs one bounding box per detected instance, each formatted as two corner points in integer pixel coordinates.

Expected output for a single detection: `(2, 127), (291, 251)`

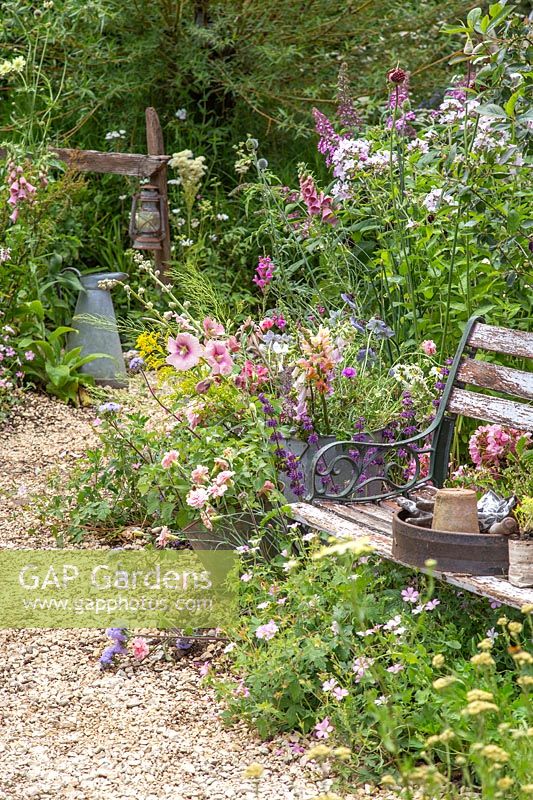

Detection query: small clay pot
(431, 488), (479, 534)
(508, 537), (533, 588)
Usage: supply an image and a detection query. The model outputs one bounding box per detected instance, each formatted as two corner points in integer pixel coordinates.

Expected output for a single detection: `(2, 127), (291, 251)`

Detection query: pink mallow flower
(191, 465), (210, 484)
(161, 450), (179, 469)
(202, 317), (225, 338)
(24, 350), (35, 361)
(166, 333), (203, 371)
(186, 487), (209, 509)
(314, 717), (334, 739)
(255, 620), (279, 640)
(131, 637), (149, 660)
(421, 340), (437, 356)
(332, 686), (349, 701)
(205, 340), (233, 376)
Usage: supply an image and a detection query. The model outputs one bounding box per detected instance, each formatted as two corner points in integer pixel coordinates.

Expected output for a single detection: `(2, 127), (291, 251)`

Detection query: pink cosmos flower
(401, 587), (420, 603)
(166, 333), (203, 371)
(424, 599), (440, 611)
(314, 717), (334, 739)
(161, 450), (179, 469)
(205, 340), (233, 376)
(255, 620), (279, 640)
(191, 465), (210, 484)
(186, 487), (209, 509)
(421, 339), (437, 356)
(215, 470), (235, 486)
(131, 637), (149, 660)
(202, 317), (225, 338)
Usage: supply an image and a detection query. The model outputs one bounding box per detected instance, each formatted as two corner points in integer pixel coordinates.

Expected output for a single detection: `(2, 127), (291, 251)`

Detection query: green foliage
(216, 531), (533, 792)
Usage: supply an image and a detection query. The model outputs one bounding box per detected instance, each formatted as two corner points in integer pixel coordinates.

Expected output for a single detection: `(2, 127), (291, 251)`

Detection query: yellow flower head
(462, 700), (499, 716)
(477, 638), (494, 651)
(521, 785), (533, 795)
(512, 651), (533, 666)
(243, 763), (264, 779)
(481, 745), (509, 763)
(517, 675), (533, 688)
(333, 746), (351, 761)
(467, 689), (494, 702)
(433, 676), (457, 690)
(432, 654), (445, 668)
(470, 652), (495, 667)
(508, 621), (523, 635)
(306, 744), (331, 761)
(521, 603), (533, 614)
(497, 777), (514, 790)
(497, 616), (509, 626)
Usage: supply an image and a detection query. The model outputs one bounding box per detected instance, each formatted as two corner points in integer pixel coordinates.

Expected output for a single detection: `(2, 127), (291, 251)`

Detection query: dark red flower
(387, 68), (406, 85)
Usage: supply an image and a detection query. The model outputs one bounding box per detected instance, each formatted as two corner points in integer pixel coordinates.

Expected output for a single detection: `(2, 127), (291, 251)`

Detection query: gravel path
(0, 394), (367, 800)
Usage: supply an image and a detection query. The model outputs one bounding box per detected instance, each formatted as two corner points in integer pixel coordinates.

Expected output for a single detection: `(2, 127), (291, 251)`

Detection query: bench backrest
(431, 316), (533, 486)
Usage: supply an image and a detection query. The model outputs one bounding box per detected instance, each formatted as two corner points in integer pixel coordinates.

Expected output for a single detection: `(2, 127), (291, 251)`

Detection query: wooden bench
(290, 315), (533, 610)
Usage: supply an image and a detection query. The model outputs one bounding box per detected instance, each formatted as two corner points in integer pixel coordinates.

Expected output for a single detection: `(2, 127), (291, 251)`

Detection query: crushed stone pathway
(0, 394), (372, 800)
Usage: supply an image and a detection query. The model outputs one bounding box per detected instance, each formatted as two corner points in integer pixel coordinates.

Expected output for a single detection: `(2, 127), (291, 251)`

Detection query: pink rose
(205, 340), (233, 376)
(161, 450), (179, 469)
(215, 470), (235, 486)
(421, 339), (437, 356)
(191, 465), (210, 484)
(166, 333), (203, 371)
(131, 637), (149, 660)
(186, 487), (209, 509)
(259, 318), (274, 331)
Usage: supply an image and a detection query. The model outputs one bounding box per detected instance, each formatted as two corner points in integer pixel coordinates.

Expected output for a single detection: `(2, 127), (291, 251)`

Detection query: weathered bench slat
(290, 501), (533, 610)
(457, 360), (533, 401)
(448, 388), (533, 431)
(468, 323), (533, 359)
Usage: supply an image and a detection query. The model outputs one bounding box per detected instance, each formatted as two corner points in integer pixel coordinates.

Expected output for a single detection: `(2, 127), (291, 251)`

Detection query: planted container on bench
(392, 509), (509, 576)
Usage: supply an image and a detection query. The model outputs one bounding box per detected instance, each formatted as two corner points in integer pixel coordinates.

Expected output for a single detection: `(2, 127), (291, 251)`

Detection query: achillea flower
(166, 333), (203, 371)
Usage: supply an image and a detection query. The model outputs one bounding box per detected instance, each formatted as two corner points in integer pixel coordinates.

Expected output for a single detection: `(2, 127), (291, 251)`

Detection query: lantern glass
(135, 190), (161, 234)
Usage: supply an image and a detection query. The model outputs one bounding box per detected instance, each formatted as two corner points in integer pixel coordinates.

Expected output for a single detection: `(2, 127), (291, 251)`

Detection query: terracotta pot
(432, 488), (479, 533)
(508, 537), (533, 588)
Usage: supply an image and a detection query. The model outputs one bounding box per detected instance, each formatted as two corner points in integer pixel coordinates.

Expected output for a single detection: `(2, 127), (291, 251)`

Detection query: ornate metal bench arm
(306, 420), (442, 502)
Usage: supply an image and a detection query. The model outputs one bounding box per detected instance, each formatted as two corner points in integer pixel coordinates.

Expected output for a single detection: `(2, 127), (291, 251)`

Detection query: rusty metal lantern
(129, 184), (165, 250)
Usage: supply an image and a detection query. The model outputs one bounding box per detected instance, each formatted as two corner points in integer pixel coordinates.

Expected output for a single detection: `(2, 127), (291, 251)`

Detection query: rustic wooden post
(145, 107), (172, 283)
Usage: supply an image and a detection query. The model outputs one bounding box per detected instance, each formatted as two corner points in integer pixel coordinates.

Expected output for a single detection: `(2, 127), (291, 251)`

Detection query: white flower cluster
(169, 149), (207, 185)
(174, 108), (187, 120)
(0, 56), (26, 77)
(105, 129), (126, 141)
(422, 187), (457, 213)
(331, 137), (397, 199)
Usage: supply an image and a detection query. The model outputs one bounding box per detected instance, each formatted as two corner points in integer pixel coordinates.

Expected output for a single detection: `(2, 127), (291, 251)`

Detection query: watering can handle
(61, 267), (82, 278)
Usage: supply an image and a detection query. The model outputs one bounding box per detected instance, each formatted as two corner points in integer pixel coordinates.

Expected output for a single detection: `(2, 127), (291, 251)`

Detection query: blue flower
(366, 318), (394, 339)
(341, 292), (357, 309)
(356, 347), (377, 363)
(98, 402), (122, 414)
(128, 356), (145, 374)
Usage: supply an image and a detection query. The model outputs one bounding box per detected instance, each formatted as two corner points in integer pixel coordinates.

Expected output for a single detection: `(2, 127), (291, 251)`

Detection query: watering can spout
(67, 271), (128, 389)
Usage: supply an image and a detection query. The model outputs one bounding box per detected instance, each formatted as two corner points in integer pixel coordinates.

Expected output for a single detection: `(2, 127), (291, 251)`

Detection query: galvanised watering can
(66, 270), (128, 388)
